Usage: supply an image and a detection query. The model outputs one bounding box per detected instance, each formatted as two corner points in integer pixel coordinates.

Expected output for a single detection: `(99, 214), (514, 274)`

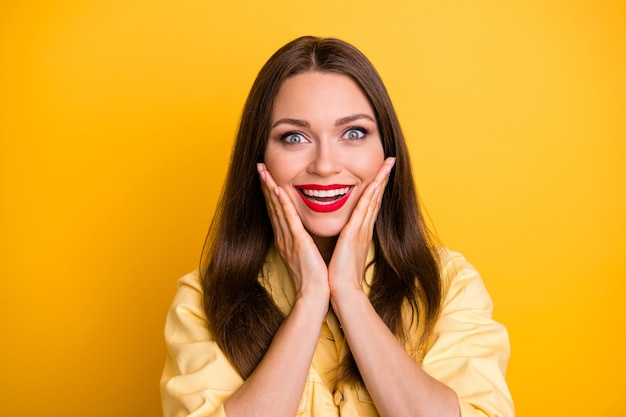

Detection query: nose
(307, 140), (341, 177)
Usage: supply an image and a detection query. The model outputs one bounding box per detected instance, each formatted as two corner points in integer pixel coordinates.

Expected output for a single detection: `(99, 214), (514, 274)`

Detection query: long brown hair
(201, 36), (441, 385)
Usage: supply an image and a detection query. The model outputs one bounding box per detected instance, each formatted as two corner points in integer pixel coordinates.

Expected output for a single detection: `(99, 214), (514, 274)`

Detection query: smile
(296, 184), (354, 213)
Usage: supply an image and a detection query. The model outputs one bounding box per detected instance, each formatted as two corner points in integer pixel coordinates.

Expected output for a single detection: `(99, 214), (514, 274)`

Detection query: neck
(312, 235), (338, 265)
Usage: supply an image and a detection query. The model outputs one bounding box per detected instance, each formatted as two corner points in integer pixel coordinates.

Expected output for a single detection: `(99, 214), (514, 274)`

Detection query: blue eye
(343, 128), (367, 140)
(282, 132), (307, 144)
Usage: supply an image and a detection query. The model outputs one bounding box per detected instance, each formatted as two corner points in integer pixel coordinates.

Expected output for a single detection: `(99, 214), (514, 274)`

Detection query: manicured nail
(257, 164), (267, 181)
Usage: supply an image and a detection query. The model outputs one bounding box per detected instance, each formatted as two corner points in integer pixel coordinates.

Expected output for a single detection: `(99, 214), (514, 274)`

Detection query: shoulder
(171, 270), (203, 308)
(423, 249), (514, 416)
(176, 269), (203, 292)
(435, 247), (477, 282)
(161, 271), (244, 415)
(164, 270), (208, 339)
(434, 247), (494, 312)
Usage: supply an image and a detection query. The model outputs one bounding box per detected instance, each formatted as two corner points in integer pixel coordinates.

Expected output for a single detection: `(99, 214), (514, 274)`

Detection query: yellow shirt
(160, 247), (514, 417)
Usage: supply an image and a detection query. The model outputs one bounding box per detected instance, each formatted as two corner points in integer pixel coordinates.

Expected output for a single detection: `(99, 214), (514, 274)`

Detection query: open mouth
(296, 184), (354, 213)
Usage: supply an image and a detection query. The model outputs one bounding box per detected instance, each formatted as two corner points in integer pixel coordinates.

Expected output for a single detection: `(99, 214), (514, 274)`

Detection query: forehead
(271, 71), (374, 122)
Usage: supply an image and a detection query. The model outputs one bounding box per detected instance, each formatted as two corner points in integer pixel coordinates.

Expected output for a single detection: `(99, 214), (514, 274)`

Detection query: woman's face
(264, 71), (384, 239)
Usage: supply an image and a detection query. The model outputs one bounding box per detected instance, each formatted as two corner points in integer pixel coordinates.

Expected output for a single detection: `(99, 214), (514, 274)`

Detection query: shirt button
(333, 389), (344, 405)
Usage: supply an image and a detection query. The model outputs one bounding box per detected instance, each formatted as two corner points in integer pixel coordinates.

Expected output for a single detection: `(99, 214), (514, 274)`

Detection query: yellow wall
(1, 1), (624, 415)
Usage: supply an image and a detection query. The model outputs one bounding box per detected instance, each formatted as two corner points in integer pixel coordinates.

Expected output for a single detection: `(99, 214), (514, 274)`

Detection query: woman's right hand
(257, 163), (330, 307)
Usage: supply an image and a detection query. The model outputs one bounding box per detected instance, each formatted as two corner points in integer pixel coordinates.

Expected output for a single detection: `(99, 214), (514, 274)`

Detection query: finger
(275, 188), (309, 237)
(366, 157), (395, 230)
(346, 157), (395, 236)
(259, 164), (310, 235)
(258, 163), (312, 252)
(365, 157), (395, 223)
(372, 157), (396, 185)
(259, 165), (298, 230)
(258, 163), (291, 246)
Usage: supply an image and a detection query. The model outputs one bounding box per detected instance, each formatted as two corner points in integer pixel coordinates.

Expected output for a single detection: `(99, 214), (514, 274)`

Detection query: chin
(304, 219), (348, 239)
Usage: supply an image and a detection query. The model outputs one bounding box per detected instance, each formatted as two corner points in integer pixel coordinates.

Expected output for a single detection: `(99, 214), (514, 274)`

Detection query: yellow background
(1, 1), (624, 415)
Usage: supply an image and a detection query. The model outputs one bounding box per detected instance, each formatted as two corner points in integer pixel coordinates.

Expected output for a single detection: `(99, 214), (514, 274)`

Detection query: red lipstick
(296, 184), (354, 213)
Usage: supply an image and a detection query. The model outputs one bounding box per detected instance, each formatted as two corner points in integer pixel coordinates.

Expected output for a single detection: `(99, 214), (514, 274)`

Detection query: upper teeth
(301, 187), (351, 198)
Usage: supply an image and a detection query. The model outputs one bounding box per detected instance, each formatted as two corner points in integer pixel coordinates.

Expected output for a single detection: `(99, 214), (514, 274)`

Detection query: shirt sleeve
(421, 250), (515, 417)
(160, 271), (243, 417)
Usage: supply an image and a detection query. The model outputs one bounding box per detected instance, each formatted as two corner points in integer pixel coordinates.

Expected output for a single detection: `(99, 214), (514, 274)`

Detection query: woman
(161, 36), (514, 417)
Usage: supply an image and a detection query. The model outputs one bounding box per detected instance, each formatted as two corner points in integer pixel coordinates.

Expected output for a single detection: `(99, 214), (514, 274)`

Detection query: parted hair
(200, 36), (442, 386)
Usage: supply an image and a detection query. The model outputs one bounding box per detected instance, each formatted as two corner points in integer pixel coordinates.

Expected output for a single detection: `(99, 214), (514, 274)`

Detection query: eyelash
(278, 126), (370, 144)
(280, 131), (308, 144)
(343, 126), (369, 140)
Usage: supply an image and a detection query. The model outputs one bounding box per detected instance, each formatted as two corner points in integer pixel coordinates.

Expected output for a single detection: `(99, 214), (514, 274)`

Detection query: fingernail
(257, 164), (267, 181)
(383, 159), (394, 175)
(273, 186), (280, 197)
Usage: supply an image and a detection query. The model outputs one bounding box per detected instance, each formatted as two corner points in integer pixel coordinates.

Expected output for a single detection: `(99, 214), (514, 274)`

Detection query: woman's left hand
(328, 157), (395, 300)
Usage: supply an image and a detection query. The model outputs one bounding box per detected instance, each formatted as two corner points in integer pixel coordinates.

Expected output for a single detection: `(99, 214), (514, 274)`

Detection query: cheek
(264, 152), (296, 188)
(356, 149), (385, 182)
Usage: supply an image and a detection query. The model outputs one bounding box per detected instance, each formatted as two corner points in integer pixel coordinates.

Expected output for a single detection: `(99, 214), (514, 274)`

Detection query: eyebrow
(271, 113), (376, 129)
(335, 114), (376, 126)
(271, 118), (310, 129)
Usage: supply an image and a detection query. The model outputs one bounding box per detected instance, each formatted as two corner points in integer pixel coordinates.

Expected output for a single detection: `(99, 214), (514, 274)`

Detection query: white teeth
(301, 187), (351, 198)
